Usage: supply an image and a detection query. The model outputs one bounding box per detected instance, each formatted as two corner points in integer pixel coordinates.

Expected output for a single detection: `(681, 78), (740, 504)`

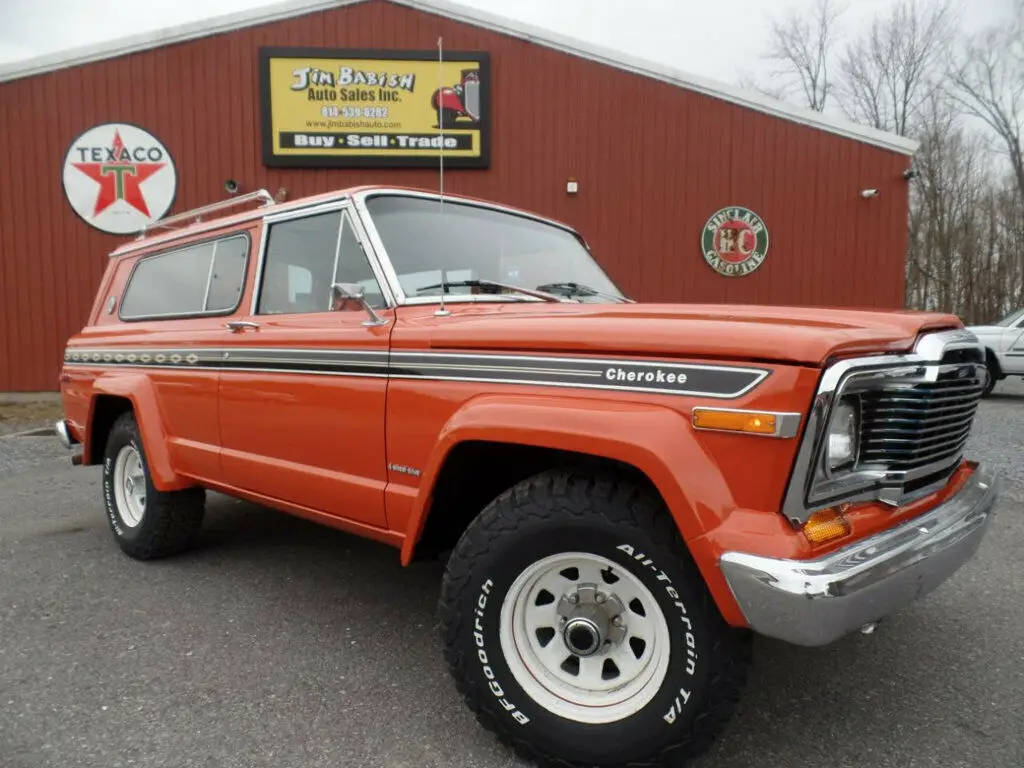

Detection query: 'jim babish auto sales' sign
(259, 47), (491, 169)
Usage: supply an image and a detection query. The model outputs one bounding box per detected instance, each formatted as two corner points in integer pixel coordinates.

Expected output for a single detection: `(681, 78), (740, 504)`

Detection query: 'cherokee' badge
(701, 206), (770, 277)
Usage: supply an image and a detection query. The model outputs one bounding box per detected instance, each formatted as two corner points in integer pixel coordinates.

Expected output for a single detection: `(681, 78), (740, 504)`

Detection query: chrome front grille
(781, 327), (988, 525)
(858, 364), (985, 474)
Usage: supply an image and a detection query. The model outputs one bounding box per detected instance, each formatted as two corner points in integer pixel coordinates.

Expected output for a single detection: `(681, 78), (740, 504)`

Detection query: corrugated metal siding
(0, 0), (910, 392)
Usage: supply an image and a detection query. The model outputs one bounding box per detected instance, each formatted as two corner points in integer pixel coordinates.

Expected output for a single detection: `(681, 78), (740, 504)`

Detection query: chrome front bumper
(54, 419), (78, 449)
(719, 464), (1000, 647)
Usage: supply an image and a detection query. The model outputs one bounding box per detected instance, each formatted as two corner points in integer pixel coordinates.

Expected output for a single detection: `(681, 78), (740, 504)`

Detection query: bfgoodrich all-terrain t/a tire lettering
(101, 411), (206, 560)
(437, 468), (753, 768)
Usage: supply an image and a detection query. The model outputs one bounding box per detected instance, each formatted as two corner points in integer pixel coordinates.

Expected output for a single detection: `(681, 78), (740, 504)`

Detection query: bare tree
(836, 0), (956, 136)
(947, 2), (1024, 201)
(749, 0), (1022, 321)
(760, 0), (847, 112)
(735, 73), (789, 103)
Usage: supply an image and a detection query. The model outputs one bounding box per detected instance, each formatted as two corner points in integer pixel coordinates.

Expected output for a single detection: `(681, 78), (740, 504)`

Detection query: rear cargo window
(119, 233), (251, 320)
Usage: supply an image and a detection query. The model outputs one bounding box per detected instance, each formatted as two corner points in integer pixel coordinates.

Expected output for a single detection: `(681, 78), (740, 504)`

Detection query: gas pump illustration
(431, 68), (483, 128)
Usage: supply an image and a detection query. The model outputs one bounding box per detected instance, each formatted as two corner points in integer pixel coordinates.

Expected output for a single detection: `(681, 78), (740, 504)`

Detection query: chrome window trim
(248, 216), (273, 317)
(117, 231), (252, 322)
(349, 188), (619, 307)
(200, 240), (220, 311)
(780, 327), (986, 526)
(249, 199), (397, 316)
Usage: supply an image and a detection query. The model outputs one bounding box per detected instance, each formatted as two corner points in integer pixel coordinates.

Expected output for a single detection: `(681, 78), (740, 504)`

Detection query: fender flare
(399, 393), (739, 561)
(983, 345), (1004, 376)
(90, 374), (191, 492)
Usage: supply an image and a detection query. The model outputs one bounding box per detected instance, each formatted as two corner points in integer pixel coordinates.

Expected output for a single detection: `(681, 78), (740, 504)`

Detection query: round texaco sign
(62, 122), (177, 235)
(701, 206), (769, 277)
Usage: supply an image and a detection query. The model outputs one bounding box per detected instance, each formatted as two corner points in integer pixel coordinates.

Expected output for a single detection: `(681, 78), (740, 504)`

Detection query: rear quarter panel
(59, 222), (261, 486)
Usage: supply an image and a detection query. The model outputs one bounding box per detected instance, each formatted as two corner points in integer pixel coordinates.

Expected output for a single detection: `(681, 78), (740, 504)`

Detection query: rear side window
(119, 234), (251, 320)
(205, 238), (250, 312)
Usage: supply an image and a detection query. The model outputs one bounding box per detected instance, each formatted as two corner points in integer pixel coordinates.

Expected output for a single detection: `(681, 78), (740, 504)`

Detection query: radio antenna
(435, 34), (450, 317)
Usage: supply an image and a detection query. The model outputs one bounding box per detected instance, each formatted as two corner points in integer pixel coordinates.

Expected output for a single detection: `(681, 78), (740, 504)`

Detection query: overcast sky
(0, 0), (1014, 88)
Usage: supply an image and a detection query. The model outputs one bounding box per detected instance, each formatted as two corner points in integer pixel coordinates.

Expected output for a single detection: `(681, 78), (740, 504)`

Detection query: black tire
(981, 359), (998, 397)
(101, 411), (205, 560)
(438, 467), (752, 768)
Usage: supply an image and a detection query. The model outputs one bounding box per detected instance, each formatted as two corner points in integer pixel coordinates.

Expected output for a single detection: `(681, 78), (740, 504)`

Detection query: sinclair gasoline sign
(701, 206), (770, 277)
(61, 122), (177, 235)
(259, 47), (491, 169)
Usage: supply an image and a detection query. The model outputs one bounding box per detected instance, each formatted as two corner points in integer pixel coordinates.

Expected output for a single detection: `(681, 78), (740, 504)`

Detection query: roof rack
(134, 188), (277, 240)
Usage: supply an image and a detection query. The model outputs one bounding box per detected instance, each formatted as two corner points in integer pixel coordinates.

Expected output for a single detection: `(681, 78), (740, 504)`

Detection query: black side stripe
(62, 347), (771, 399)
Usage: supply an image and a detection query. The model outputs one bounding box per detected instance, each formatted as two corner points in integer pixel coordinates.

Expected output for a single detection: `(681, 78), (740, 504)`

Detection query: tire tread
(105, 411), (205, 561)
(437, 466), (752, 768)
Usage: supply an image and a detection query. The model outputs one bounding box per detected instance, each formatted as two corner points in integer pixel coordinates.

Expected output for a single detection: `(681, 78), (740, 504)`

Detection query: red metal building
(0, 0), (918, 393)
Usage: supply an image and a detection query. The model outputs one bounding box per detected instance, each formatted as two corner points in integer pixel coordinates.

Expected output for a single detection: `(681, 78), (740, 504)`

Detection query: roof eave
(0, 0), (360, 84)
(393, 0), (920, 156)
(0, 0), (920, 156)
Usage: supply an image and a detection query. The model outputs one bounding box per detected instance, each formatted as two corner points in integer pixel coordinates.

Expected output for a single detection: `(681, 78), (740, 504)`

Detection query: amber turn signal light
(802, 508), (852, 544)
(692, 408), (778, 435)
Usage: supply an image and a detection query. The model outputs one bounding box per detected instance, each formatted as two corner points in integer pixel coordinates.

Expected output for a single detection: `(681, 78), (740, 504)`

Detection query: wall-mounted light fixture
(860, 188), (879, 198)
(566, 178), (579, 195)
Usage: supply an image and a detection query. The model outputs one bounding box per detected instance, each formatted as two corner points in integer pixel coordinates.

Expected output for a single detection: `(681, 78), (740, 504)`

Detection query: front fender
(91, 373), (190, 492)
(399, 394), (747, 616)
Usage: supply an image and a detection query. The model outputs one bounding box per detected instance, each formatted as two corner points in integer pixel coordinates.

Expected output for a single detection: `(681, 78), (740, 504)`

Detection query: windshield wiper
(416, 279), (569, 303)
(535, 282), (635, 303)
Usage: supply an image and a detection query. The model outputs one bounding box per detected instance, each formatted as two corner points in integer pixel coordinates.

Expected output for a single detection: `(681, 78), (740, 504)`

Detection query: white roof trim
(0, 0), (919, 156)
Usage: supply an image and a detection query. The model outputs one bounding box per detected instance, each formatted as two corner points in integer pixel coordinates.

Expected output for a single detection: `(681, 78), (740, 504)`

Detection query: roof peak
(0, 0), (919, 155)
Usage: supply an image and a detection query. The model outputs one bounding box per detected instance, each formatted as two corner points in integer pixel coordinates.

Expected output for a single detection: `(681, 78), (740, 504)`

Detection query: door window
(256, 209), (384, 315)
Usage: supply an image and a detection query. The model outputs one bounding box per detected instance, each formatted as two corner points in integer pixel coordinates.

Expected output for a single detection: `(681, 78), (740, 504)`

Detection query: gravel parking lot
(2, 380), (1022, 768)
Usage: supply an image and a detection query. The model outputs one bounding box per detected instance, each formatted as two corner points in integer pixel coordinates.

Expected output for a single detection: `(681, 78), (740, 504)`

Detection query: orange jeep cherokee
(55, 185), (1000, 768)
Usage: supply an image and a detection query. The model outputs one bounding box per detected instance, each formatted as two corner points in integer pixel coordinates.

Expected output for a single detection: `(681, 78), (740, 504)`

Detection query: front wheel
(438, 468), (752, 768)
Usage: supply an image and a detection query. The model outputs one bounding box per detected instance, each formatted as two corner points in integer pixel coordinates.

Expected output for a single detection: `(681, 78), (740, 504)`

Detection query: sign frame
(700, 205), (770, 278)
(61, 120), (179, 236)
(258, 46), (492, 169)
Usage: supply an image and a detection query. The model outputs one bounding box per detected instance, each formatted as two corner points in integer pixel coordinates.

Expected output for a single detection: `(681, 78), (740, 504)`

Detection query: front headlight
(826, 397), (859, 472)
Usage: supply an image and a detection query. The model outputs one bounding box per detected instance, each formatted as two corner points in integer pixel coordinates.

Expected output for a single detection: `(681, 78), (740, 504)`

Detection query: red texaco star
(70, 130), (166, 217)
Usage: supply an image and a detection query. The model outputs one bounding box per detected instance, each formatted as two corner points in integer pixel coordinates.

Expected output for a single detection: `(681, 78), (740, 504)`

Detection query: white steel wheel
(499, 550), (672, 724)
(112, 444), (147, 528)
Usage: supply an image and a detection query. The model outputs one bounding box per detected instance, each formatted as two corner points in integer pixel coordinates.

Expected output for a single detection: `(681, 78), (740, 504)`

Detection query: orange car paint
(58, 184), (971, 631)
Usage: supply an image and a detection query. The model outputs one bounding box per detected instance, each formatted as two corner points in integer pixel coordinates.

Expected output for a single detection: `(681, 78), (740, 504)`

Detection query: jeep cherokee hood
(425, 303), (965, 367)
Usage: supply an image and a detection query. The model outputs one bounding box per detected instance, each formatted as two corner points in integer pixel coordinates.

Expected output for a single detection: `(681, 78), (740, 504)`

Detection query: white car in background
(967, 308), (1024, 396)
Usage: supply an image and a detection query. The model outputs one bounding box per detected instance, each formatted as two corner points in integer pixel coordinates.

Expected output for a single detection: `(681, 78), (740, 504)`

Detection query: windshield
(993, 308), (1024, 327)
(363, 195), (627, 303)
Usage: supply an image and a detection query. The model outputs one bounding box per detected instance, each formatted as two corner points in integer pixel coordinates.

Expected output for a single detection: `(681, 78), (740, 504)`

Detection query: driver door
(217, 203), (393, 529)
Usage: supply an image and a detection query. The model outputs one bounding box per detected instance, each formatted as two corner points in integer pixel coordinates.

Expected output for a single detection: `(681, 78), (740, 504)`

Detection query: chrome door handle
(225, 321), (260, 333)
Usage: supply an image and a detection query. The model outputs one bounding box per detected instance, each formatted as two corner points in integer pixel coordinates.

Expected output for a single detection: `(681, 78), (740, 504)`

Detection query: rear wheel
(101, 412), (205, 560)
(438, 467), (752, 768)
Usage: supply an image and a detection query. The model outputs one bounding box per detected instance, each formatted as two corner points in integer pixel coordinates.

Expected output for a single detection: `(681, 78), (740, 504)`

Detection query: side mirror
(331, 282), (388, 327)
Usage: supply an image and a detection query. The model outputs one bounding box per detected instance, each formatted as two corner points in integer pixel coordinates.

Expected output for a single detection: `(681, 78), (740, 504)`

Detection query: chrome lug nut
(568, 594), (578, 605)
(595, 593), (606, 604)
(612, 615), (623, 627)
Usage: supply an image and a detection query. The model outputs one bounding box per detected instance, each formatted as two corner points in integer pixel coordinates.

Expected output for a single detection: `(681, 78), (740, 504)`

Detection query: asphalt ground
(2, 380), (1022, 768)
